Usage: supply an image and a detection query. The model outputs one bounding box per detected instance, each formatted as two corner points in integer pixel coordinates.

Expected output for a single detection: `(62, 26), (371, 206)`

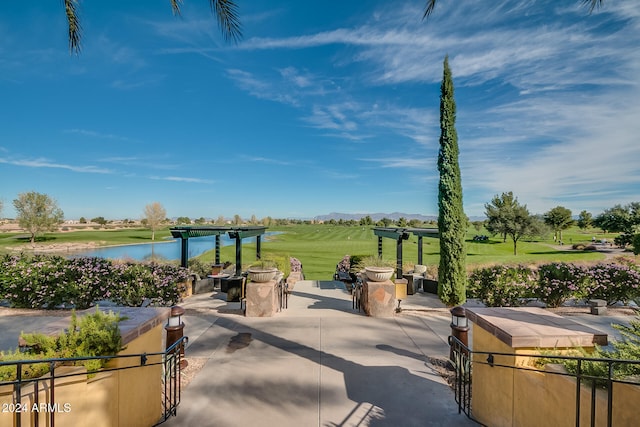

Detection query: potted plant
(247, 259), (278, 282)
(354, 256), (395, 282)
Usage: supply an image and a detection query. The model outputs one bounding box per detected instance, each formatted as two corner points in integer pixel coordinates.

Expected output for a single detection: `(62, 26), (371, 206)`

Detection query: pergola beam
(372, 227), (438, 277)
(169, 226), (268, 270)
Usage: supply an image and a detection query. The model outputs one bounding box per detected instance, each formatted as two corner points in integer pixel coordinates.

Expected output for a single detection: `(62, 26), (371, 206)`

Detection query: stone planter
(364, 267), (394, 282)
(247, 268), (278, 283)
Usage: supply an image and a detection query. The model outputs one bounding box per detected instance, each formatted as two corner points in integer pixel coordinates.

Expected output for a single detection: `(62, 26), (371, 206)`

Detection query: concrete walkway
(165, 280), (475, 427)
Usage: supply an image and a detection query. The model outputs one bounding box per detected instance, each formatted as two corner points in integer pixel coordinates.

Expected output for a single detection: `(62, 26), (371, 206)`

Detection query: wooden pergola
(169, 226), (267, 276)
(372, 227), (439, 278)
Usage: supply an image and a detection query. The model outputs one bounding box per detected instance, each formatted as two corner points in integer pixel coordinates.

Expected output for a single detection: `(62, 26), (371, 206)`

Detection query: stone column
(361, 278), (396, 317)
(245, 280), (278, 317)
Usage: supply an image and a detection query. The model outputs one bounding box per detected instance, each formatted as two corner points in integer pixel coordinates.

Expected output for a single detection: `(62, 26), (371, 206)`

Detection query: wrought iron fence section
(447, 335), (640, 427)
(0, 336), (188, 427)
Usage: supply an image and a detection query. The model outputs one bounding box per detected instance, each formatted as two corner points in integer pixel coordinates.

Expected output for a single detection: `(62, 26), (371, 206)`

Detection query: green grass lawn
(196, 224), (621, 280)
(1, 224), (631, 280)
(0, 227), (172, 250)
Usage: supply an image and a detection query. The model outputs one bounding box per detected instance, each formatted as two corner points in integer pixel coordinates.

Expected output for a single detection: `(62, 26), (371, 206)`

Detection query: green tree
(632, 234), (640, 256)
(484, 193), (535, 255)
(543, 206), (573, 242)
(143, 202), (166, 241)
(577, 210), (593, 230)
(380, 217), (393, 227)
(176, 216), (192, 225)
(13, 192), (64, 243)
(79, 216), (87, 224)
(91, 216), (108, 227)
(485, 191), (519, 243)
(194, 217), (207, 224)
(437, 55), (466, 306)
(593, 203), (640, 234)
(423, 0), (605, 18)
(471, 221), (484, 232)
(409, 219), (423, 228)
(63, 0), (241, 54)
(396, 217), (408, 227)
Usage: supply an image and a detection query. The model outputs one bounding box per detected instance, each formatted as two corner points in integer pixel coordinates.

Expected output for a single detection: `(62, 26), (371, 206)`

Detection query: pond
(70, 233), (278, 262)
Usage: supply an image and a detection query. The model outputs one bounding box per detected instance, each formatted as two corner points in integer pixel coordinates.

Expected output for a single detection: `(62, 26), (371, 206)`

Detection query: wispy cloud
(150, 175), (214, 184)
(241, 155), (291, 166)
(64, 129), (136, 142)
(0, 157), (112, 174)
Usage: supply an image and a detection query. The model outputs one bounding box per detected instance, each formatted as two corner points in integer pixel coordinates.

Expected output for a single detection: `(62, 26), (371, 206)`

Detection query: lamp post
(449, 306), (469, 361)
(165, 305), (188, 368)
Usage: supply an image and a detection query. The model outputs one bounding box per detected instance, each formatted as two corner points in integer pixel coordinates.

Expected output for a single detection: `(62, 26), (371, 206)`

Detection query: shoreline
(4, 238), (175, 255)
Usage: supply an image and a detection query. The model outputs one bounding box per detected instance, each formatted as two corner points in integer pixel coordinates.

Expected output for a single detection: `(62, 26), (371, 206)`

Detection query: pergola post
(377, 236), (383, 258)
(234, 234), (243, 277)
(215, 235), (221, 264)
(256, 235), (262, 260)
(417, 236), (423, 265)
(180, 237), (189, 268)
(396, 236), (403, 279)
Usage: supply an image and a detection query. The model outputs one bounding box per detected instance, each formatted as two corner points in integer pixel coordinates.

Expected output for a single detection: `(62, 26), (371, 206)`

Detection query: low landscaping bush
(0, 309), (123, 381)
(535, 263), (590, 308)
(467, 265), (536, 307)
(584, 261), (640, 305)
(467, 259), (639, 308)
(0, 254), (189, 309)
(540, 315), (640, 386)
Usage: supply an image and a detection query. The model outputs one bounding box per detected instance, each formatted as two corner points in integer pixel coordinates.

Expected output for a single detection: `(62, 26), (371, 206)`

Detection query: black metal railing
(0, 336), (188, 427)
(277, 279), (288, 311)
(448, 336), (640, 427)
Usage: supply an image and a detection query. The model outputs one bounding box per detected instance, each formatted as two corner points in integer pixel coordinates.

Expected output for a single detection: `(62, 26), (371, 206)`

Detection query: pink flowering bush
(467, 265), (537, 307)
(467, 260), (639, 308)
(534, 263), (590, 308)
(0, 254), (189, 309)
(584, 261), (640, 305)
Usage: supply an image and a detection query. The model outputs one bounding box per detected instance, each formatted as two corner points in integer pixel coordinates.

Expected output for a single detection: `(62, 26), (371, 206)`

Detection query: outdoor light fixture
(395, 280), (408, 313)
(450, 306), (468, 328)
(449, 306), (469, 362)
(165, 305), (188, 368)
(167, 305), (184, 327)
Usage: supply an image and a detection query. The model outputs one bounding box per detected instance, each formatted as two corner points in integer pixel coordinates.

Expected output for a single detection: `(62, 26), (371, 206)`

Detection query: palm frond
(170, 0), (182, 16)
(423, 0), (438, 19)
(583, 0), (605, 13)
(210, 0), (242, 43)
(64, 0), (82, 55)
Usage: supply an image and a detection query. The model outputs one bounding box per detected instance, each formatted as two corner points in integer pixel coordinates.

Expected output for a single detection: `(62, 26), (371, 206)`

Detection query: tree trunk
(513, 239), (518, 255)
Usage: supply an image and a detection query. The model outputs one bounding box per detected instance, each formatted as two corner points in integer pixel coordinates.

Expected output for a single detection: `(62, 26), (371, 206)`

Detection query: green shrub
(535, 263), (589, 307)
(541, 316), (640, 386)
(0, 309), (124, 381)
(467, 265), (536, 307)
(584, 261), (640, 305)
(0, 254), (189, 309)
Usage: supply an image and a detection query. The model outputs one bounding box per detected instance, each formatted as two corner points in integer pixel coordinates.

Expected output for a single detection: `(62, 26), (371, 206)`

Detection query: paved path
(165, 280), (475, 427)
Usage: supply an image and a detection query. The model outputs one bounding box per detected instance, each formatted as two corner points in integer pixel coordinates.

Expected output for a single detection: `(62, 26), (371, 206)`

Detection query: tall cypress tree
(437, 55), (467, 306)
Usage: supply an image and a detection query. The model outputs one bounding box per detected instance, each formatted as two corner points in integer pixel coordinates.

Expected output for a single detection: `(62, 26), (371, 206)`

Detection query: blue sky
(1, 0), (638, 221)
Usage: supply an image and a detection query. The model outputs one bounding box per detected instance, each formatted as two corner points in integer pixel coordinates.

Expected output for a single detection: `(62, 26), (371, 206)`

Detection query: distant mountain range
(313, 212), (486, 222)
(314, 212), (438, 222)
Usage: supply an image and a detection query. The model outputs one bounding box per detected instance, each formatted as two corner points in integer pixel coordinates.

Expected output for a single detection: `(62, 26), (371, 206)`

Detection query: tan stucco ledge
(39, 306), (171, 347)
(466, 307), (608, 348)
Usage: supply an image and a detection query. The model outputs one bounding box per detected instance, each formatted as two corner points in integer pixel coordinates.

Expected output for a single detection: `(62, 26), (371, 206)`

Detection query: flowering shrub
(467, 265), (536, 307)
(290, 257), (303, 272)
(584, 262), (640, 305)
(535, 263), (590, 308)
(0, 254), (189, 309)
